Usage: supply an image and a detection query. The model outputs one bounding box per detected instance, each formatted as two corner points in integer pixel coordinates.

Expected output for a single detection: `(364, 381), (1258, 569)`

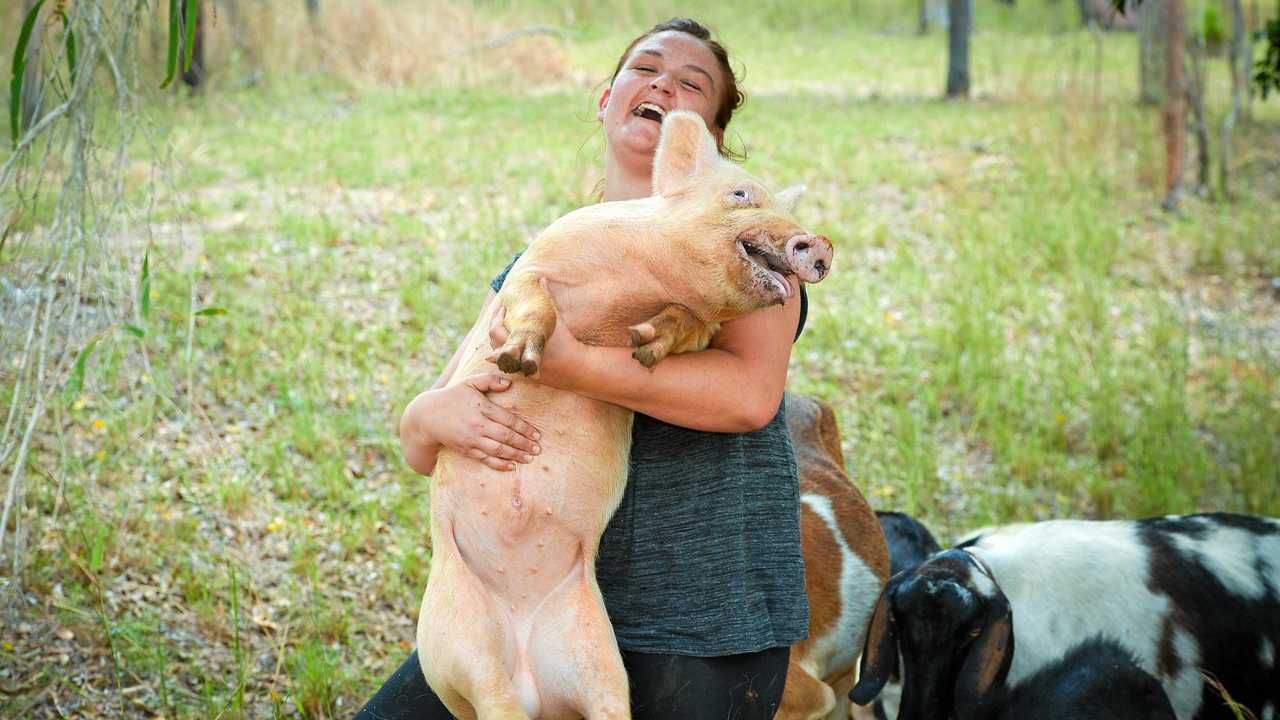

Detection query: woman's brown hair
(607, 18), (746, 160)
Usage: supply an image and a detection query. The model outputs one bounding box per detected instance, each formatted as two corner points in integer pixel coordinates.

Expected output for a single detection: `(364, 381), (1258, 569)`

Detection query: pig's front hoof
(494, 333), (544, 377)
(628, 323), (656, 347)
(632, 341), (668, 368)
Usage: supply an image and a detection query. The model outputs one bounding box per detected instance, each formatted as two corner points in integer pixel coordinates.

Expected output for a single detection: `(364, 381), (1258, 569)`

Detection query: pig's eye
(728, 188), (755, 207)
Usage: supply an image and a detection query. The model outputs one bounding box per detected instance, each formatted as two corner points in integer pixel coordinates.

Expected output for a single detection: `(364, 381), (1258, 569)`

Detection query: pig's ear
(775, 185), (806, 215)
(652, 111), (721, 196)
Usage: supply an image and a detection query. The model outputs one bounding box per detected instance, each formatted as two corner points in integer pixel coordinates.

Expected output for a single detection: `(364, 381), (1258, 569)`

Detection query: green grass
(3, 13), (1279, 719)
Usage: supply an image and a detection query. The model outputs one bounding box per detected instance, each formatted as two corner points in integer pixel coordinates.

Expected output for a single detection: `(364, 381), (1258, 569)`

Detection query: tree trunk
(306, 0), (320, 23)
(1187, 35), (1210, 195)
(1244, 0), (1258, 119)
(1220, 0), (1245, 197)
(20, 0), (43, 130)
(920, 0), (930, 34)
(947, 0), (973, 98)
(1162, 0), (1186, 211)
(1139, 0), (1168, 104)
(1076, 0), (1093, 25)
(179, 0), (206, 90)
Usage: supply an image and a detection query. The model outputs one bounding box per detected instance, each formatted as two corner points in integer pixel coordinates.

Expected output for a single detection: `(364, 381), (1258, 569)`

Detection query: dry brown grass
(194, 0), (574, 90)
(0, 1), (576, 93)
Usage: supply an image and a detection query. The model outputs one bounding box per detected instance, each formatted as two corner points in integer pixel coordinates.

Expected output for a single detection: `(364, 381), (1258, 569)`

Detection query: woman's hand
(487, 288), (585, 389)
(399, 373), (542, 474)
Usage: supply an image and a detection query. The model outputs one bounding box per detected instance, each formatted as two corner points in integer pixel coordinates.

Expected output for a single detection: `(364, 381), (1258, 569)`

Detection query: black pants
(356, 646), (790, 720)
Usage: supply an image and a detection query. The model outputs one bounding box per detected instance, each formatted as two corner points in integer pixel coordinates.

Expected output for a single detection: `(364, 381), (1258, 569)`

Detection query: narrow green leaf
(64, 337), (100, 399)
(89, 525), (106, 572)
(194, 306), (227, 317)
(140, 249), (152, 321)
(161, 0), (180, 88)
(65, 29), (76, 84)
(9, 0), (46, 148)
(182, 0), (198, 73)
(122, 324), (146, 338)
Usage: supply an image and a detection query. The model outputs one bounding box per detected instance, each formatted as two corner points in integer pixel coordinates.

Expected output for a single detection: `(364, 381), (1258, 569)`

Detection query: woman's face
(598, 31), (726, 165)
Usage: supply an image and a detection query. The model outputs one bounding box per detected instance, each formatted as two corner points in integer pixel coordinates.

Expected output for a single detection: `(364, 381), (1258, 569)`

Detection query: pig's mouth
(737, 236), (793, 301)
(632, 102), (666, 123)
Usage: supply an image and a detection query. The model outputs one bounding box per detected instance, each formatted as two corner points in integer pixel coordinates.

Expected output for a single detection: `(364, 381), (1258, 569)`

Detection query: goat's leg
(776, 660), (836, 720)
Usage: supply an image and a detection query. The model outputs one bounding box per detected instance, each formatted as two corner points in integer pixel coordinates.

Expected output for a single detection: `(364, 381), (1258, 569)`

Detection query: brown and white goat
(778, 393), (890, 720)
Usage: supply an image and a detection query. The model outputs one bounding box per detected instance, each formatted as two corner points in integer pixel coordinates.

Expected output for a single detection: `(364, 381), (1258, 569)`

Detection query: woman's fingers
(466, 447), (517, 472)
(475, 433), (534, 464)
(453, 368), (542, 472)
(463, 373), (512, 394)
(480, 403), (541, 449)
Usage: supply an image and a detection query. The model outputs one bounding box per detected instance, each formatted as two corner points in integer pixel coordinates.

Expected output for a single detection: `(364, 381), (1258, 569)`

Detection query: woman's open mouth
(737, 237), (793, 300)
(632, 102), (666, 123)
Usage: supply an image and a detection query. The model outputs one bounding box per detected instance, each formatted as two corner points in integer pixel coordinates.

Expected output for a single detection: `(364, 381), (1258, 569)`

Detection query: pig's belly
(431, 386), (632, 612)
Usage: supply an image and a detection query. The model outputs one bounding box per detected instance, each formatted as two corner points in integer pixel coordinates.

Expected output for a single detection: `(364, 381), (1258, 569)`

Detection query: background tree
(947, 0), (974, 96)
(1220, 0), (1246, 196)
(1138, 0), (1169, 103)
(1162, 0), (1186, 210)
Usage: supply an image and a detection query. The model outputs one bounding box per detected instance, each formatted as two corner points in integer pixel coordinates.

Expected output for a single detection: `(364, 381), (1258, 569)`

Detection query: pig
(416, 110), (835, 720)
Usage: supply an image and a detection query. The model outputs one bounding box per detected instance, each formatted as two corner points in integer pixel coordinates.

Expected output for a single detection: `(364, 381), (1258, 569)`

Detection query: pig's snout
(786, 234), (833, 283)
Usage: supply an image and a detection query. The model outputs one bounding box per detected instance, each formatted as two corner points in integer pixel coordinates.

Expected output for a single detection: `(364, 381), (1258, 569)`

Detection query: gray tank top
(490, 254), (808, 655)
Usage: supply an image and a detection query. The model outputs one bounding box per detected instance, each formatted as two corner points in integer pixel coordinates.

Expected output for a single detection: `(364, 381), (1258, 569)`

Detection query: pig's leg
(491, 273), (556, 377)
(418, 538), (531, 720)
(524, 553), (630, 719)
(627, 304), (718, 368)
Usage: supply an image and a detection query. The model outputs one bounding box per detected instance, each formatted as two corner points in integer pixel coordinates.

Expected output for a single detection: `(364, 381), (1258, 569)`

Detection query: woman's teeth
(633, 102), (666, 122)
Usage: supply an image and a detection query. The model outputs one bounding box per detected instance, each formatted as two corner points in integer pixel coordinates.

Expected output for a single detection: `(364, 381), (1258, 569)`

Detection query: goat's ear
(850, 577), (899, 705)
(952, 593), (1014, 717)
(652, 111), (720, 196)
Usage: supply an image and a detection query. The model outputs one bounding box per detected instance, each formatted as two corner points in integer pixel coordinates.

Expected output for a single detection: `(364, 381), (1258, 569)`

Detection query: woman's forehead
(630, 31), (719, 71)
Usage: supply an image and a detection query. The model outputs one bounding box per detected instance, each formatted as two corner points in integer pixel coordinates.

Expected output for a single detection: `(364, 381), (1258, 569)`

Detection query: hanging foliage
(1115, 0), (1279, 97)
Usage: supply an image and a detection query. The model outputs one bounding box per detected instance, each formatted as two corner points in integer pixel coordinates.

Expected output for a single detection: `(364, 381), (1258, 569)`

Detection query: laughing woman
(359, 18), (808, 720)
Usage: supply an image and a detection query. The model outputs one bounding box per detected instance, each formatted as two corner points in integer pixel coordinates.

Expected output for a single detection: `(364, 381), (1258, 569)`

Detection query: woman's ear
(597, 88), (611, 121)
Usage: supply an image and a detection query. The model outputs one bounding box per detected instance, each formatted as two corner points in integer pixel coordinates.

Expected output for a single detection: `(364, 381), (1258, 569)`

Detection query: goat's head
(851, 549), (1014, 720)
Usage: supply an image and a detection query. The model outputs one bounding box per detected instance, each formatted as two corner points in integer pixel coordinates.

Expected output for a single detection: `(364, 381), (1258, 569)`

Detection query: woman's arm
(400, 290), (542, 475)
(494, 278), (803, 433)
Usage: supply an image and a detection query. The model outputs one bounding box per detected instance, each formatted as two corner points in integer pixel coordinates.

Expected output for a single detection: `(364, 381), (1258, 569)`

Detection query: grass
(3, 6), (1279, 718)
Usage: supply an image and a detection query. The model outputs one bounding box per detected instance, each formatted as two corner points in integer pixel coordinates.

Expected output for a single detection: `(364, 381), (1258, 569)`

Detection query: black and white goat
(850, 513), (1280, 720)
(990, 635), (1177, 719)
(864, 511), (943, 720)
(877, 510), (942, 578)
